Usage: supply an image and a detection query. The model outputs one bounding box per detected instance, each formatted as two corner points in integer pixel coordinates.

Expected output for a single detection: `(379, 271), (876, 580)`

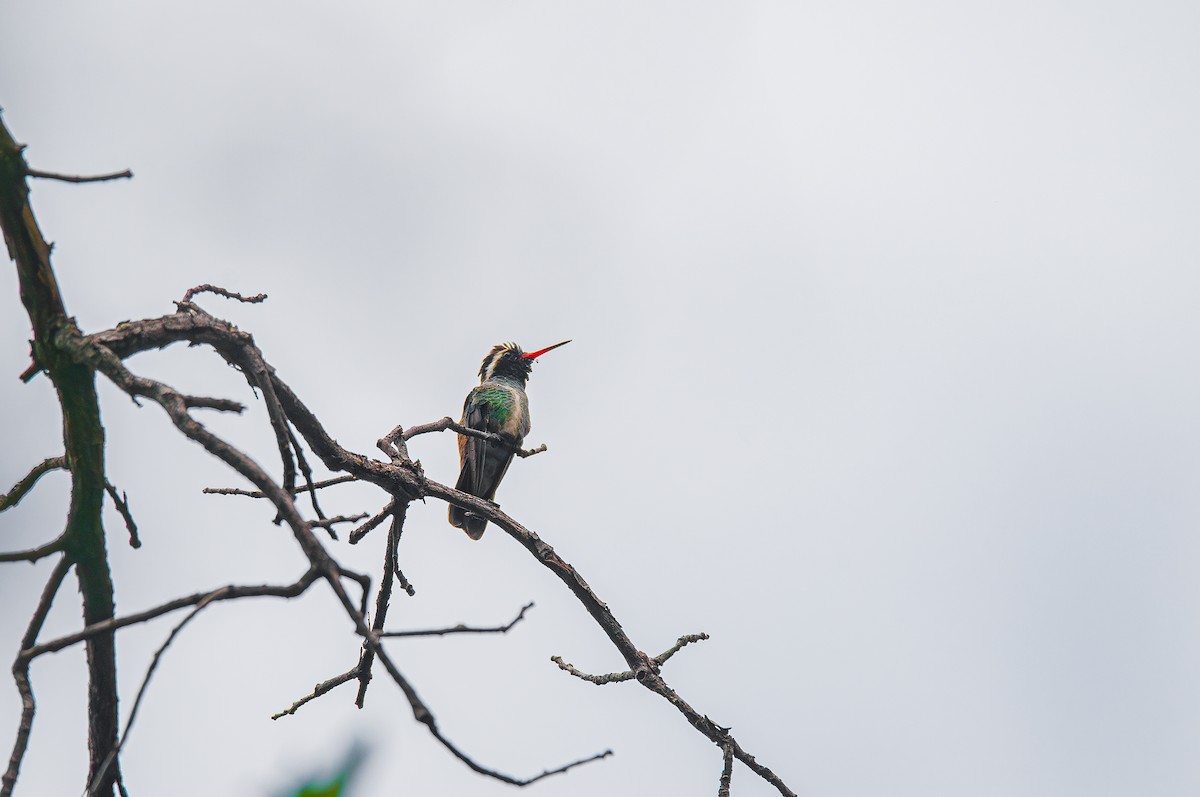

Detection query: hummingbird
(448, 340), (571, 539)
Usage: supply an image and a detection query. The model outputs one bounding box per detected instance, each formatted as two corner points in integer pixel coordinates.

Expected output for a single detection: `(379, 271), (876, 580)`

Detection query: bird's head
(478, 340), (571, 384)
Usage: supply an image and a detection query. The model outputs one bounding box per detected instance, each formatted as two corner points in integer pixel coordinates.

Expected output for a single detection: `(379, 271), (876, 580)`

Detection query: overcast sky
(3, 2), (1200, 796)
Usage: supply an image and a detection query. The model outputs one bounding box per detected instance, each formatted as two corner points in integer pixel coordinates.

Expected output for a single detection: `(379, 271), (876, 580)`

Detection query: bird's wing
(458, 386), (499, 498)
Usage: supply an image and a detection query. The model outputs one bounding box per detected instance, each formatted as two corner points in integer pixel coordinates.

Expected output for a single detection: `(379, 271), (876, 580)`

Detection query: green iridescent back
(471, 386), (515, 424)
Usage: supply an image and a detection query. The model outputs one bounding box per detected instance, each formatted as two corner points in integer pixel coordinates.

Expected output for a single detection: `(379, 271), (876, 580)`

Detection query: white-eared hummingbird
(448, 340), (571, 539)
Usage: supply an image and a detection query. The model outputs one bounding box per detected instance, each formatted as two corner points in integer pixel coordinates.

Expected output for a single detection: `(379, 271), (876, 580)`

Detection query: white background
(3, 2), (1199, 795)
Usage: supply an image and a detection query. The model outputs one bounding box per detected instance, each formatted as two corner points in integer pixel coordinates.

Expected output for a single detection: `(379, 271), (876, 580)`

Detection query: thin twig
(549, 632), (710, 685)
(655, 633), (710, 666)
(271, 668), (361, 720)
(178, 284), (267, 305)
(348, 501), (395, 545)
(87, 595), (217, 795)
(310, 514), (368, 529)
(182, 395), (244, 413)
(1, 456), (66, 512)
(103, 481), (140, 549)
(2, 556), (72, 797)
(402, 416), (548, 458)
(21, 570), (321, 661)
(382, 602), (534, 638)
(336, 565), (372, 619)
(549, 657), (636, 686)
(354, 502), (408, 708)
(393, 567), (415, 598)
(18, 362), (41, 383)
(202, 474), (356, 499)
(200, 486), (263, 497)
(287, 425), (326, 520)
(23, 168), (132, 184)
(310, 513), (369, 541)
(0, 536), (66, 564)
(428, 724), (612, 787)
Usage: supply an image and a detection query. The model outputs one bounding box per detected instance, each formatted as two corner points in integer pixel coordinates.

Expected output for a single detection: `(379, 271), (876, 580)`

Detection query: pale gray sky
(3, 2), (1200, 796)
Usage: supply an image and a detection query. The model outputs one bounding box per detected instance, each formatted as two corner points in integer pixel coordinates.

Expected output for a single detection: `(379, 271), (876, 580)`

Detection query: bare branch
(311, 513), (368, 529)
(2, 556), (73, 797)
(354, 503), (408, 708)
(288, 425), (326, 519)
(21, 570), (320, 661)
(393, 566), (415, 598)
(513, 749), (614, 787)
(178, 284), (267, 305)
(382, 602), (534, 638)
(103, 482), (140, 549)
(655, 632), (710, 666)
(377, 424), (408, 462)
(515, 443), (548, 458)
(402, 416), (548, 458)
(1, 456), (66, 512)
(2, 118), (124, 795)
(310, 513), (369, 541)
(348, 501), (395, 545)
(549, 632), (709, 686)
(80, 300), (799, 796)
(0, 536), (65, 564)
(549, 656), (635, 686)
(182, 395), (244, 413)
(271, 668), (360, 720)
(87, 596), (215, 795)
(202, 474), (356, 499)
(718, 743), (733, 797)
(3, 128), (631, 794)
(200, 487), (262, 497)
(336, 565), (372, 619)
(23, 168), (132, 184)
(428, 725), (612, 787)
(18, 361), (41, 383)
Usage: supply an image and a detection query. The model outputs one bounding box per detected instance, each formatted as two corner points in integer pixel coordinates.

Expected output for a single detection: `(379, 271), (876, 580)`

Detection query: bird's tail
(448, 504), (487, 539)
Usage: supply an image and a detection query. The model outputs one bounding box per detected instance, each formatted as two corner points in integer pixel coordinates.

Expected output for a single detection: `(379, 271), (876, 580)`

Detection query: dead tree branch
(549, 657), (635, 685)
(3, 110), (798, 795)
(1, 555), (72, 797)
(87, 599), (211, 795)
(348, 501), (394, 545)
(83, 305), (798, 796)
(550, 633), (710, 684)
(0, 456), (66, 512)
(381, 602), (533, 638)
(402, 416), (548, 458)
(354, 502), (408, 708)
(202, 474), (356, 498)
(102, 482), (140, 549)
(1, 120), (122, 795)
(178, 284), (267, 305)
(718, 742), (734, 797)
(23, 168), (132, 184)
(310, 513), (369, 541)
(21, 571), (321, 661)
(181, 394), (245, 413)
(0, 536), (65, 564)
(271, 668), (361, 720)
(655, 632), (711, 666)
